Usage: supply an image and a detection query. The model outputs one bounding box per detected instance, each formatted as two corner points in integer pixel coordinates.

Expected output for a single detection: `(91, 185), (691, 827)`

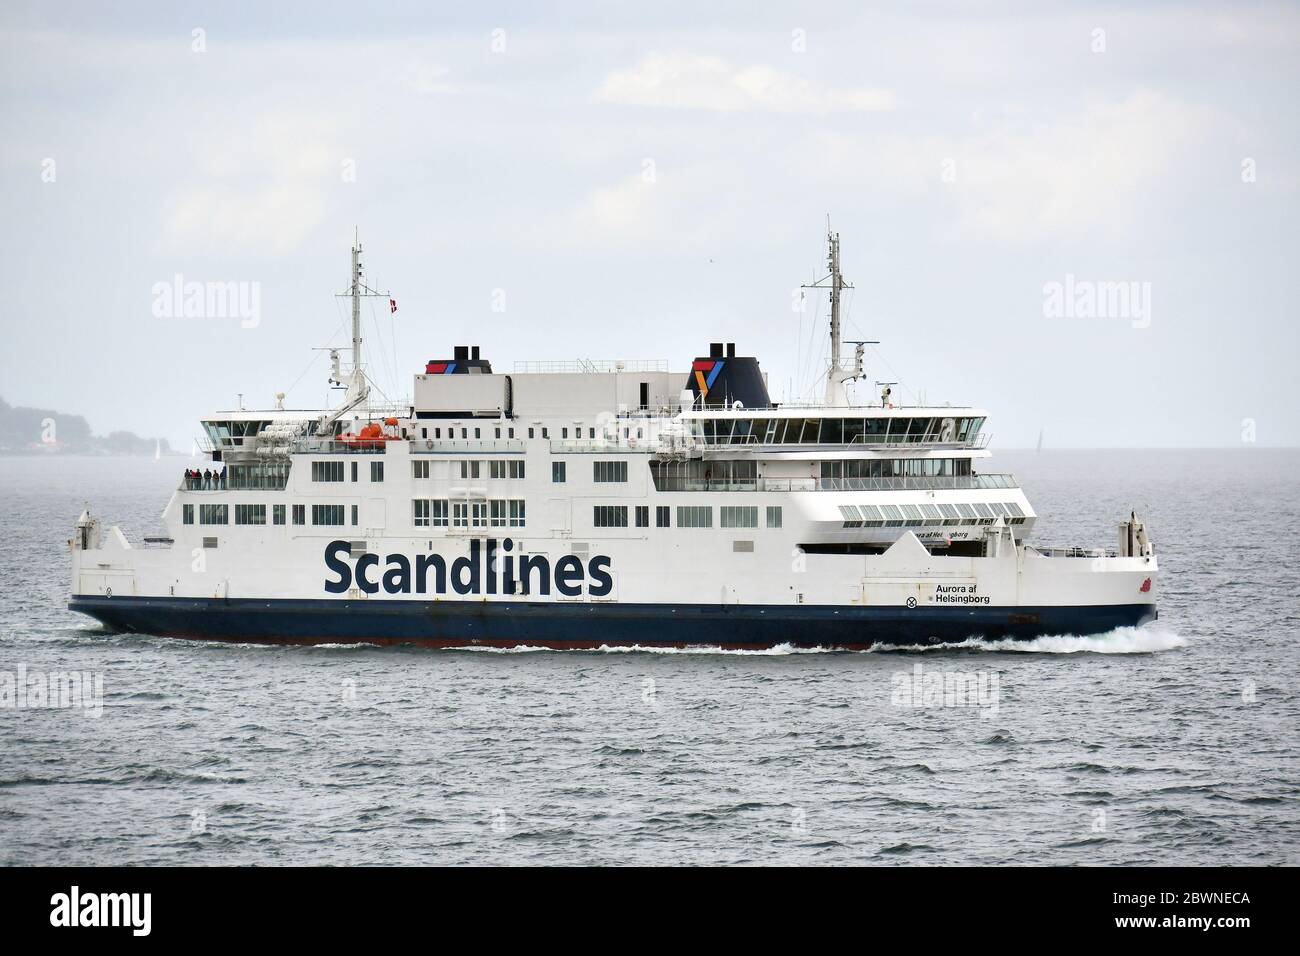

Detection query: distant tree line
(0, 397), (171, 455)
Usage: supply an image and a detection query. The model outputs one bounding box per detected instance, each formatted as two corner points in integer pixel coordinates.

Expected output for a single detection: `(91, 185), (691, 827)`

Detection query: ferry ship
(68, 231), (1157, 649)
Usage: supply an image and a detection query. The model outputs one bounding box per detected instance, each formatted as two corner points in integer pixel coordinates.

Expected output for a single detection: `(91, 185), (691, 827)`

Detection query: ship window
(435, 429), (441, 439)
(721, 506), (758, 529)
(490, 500), (508, 527)
(656, 506), (671, 527)
(461, 428), (468, 439)
(350, 461), (358, 482)
(351, 505), (358, 525)
(509, 500), (526, 528)
(989, 502), (1010, 517)
(542, 428), (548, 439)
(475, 428), (481, 439)
(235, 504), (266, 525)
(1004, 501), (1025, 517)
(182, 504), (194, 525)
(676, 506), (712, 528)
(766, 506), (782, 528)
(955, 503), (977, 520)
(312, 461), (344, 482)
(593, 505), (628, 528)
(879, 504), (904, 528)
(202, 537), (218, 549)
(370, 461), (384, 482)
(199, 504), (228, 525)
(412, 460), (430, 479)
(528, 428), (534, 439)
(858, 504), (885, 527)
(292, 504), (305, 525)
(589, 428), (595, 439)
(839, 505), (862, 528)
(920, 503), (943, 526)
(452, 502), (468, 528)
(509, 460), (525, 479)
(413, 500), (429, 527)
(490, 460), (505, 479)
(635, 506), (649, 528)
(495, 428), (501, 439)
(471, 503), (486, 528)
(459, 461), (481, 480)
(311, 504), (345, 526)
(552, 461), (566, 483)
(562, 427), (569, 439)
(431, 500), (449, 526)
(421, 428), (427, 439)
(819, 418), (844, 444)
(900, 503), (924, 526)
(594, 461), (628, 483)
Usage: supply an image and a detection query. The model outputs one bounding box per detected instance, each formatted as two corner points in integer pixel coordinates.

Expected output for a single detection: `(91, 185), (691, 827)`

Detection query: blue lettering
(588, 555), (613, 597)
(355, 553), (380, 595)
(324, 540), (352, 594)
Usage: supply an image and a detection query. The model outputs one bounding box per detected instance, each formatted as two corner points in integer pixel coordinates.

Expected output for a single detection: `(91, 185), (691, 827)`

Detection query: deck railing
(651, 474), (1019, 493)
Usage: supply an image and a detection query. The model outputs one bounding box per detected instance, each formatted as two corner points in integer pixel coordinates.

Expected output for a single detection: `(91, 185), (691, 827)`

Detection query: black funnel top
(687, 346), (770, 408)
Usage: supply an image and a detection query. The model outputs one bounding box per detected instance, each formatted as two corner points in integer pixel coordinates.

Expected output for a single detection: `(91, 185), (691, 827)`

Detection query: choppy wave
(873, 625), (1187, 655)
(440, 627), (1186, 656)
(36, 628), (1187, 656)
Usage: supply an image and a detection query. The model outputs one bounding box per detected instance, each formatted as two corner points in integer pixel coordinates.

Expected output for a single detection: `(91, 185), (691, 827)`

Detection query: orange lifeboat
(338, 419), (401, 448)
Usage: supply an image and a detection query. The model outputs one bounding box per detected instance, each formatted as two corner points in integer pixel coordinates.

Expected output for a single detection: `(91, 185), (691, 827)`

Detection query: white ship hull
(69, 507), (1157, 648)
(67, 231), (1159, 649)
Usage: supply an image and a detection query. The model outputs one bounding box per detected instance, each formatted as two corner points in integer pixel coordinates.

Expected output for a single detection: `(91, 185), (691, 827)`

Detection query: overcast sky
(1, 1), (1296, 448)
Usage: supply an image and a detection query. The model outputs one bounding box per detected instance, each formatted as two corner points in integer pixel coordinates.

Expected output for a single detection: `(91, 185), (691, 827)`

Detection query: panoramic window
(721, 506), (758, 529)
(593, 505), (628, 528)
(199, 504), (228, 525)
(312, 461), (344, 482)
(676, 506), (712, 528)
(593, 460), (628, 483)
(311, 504), (344, 526)
(234, 504), (266, 525)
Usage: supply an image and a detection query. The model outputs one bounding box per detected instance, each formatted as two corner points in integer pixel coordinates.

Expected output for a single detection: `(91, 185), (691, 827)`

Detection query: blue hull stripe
(68, 596), (1158, 648)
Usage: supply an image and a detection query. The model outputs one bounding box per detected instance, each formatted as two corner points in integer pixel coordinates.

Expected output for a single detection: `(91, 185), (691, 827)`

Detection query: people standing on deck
(219, 466), (227, 490)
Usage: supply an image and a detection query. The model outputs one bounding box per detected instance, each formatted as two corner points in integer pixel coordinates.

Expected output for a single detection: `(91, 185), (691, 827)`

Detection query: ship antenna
(801, 219), (854, 406)
(334, 228), (393, 408)
(351, 227), (363, 394)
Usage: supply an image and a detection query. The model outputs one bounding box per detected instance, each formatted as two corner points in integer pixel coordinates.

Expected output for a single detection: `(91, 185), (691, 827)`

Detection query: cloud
(405, 60), (457, 95)
(943, 91), (1214, 242)
(795, 90), (1216, 243)
(595, 52), (895, 113)
(162, 114), (340, 257)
